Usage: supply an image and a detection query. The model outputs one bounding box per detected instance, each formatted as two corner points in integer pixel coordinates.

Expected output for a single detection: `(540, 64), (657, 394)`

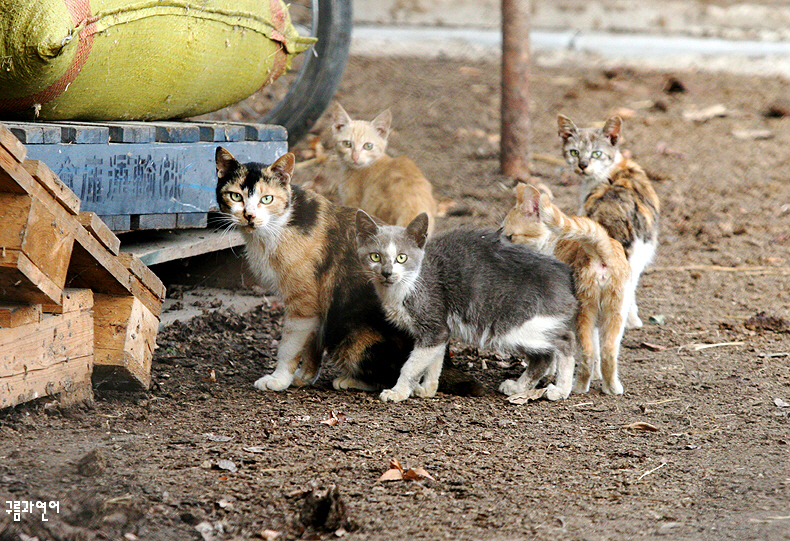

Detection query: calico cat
(214, 147), (481, 396)
(355, 210), (578, 402)
(503, 184), (631, 395)
(330, 102), (438, 235)
(558, 114), (660, 328)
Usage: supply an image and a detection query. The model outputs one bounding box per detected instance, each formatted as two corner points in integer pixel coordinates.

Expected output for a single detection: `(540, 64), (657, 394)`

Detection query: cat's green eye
(261, 195), (274, 205)
(396, 254), (408, 263)
(569, 149), (579, 157)
(370, 253), (381, 262)
(342, 140), (352, 148)
(363, 142), (374, 151)
(229, 192), (243, 202)
(591, 150), (603, 159)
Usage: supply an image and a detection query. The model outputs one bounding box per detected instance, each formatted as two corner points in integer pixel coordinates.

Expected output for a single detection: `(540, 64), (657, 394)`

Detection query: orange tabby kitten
(503, 184), (631, 395)
(558, 114), (660, 329)
(330, 102), (438, 235)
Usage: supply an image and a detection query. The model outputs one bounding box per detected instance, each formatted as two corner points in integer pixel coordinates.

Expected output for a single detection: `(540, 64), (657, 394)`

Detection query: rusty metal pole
(500, 0), (531, 181)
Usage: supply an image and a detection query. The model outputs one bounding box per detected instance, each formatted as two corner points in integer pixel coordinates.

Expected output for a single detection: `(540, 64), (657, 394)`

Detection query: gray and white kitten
(355, 211), (579, 402)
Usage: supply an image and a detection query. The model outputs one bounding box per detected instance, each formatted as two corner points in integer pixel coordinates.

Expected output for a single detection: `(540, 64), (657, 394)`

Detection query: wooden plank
(99, 215), (131, 232)
(0, 124), (27, 162)
(123, 228), (245, 267)
(79, 212), (121, 256)
(193, 122), (246, 142)
(0, 145), (34, 194)
(5, 122), (62, 144)
(107, 123), (156, 143)
(92, 294), (157, 390)
(134, 213), (177, 230)
(23, 159), (81, 215)
(0, 288), (94, 408)
(68, 224), (162, 316)
(177, 213), (208, 228)
(41, 288), (94, 314)
(117, 252), (166, 301)
(0, 192), (75, 292)
(67, 229), (133, 297)
(0, 304), (42, 328)
(0, 249), (63, 305)
(6, 123), (44, 144)
(59, 124), (109, 144)
(154, 123), (200, 143)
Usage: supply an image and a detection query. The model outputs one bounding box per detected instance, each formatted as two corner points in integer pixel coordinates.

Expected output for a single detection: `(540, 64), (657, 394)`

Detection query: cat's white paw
(380, 387), (410, 403)
(333, 376), (379, 392)
(544, 384), (570, 401)
(626, 308), (643, 329)
(498, 379), (522, 396)
(414, 381), (438, 398)
(602, 378), (624, 396)
(254, 374), (291, 392)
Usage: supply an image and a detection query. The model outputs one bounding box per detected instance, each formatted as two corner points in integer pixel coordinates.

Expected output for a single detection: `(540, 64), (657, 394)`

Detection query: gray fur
(356, 211), (579, 402)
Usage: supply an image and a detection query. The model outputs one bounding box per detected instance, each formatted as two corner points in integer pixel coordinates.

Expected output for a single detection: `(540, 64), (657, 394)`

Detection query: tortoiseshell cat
(558, 114), (660, 328)
(214, 147), (480, 395)
(503, 184), (631, 395)
(330, 102), (438, 235)
(356, 210), (578, 402)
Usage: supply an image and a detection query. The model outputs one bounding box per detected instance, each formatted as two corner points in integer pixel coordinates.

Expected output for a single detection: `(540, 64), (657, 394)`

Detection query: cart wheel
(263, 0), (352, 146)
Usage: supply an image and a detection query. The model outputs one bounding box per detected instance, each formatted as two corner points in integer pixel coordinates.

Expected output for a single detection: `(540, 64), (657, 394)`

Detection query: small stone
(77, 448), (106, 477)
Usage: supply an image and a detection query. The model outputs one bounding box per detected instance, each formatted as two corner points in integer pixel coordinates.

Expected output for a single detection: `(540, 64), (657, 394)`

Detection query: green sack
(0, 0), (315, 120)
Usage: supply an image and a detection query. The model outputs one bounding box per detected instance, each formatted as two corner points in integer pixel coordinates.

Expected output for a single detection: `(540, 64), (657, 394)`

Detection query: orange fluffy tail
(537, 191), (619, 262)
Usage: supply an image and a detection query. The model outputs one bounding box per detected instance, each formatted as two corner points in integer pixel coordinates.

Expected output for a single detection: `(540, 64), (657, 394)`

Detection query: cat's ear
(355, 210), (379, 245)
(602, 116), (622, 145)
(514, 182), (528, 205)
(406, 212), (429, 249)
(331, 102), (352, 133)
(519, 185), (541, 218)
(270, 153), (295, 186)
(557, 114), (578, 141)
(215, 147), (238, 179)
(371, 109), (392, 140)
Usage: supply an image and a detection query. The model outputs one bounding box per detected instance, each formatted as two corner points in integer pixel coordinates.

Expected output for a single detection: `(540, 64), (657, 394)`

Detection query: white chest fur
(242, 228), (281, 294)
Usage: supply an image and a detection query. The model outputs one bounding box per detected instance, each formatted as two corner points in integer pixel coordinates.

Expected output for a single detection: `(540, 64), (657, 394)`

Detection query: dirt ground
(2, 55), (790, 541)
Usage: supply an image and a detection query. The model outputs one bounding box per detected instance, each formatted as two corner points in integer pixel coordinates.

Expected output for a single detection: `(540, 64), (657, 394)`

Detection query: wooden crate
(0, 289), (94, 408)
(92, 294), (159, 390)
(0, 191), (75, 304)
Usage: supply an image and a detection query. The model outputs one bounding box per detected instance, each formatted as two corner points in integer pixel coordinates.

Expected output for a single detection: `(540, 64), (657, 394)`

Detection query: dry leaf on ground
(377, 458), (435, 482)
(320, 411), (349, 426)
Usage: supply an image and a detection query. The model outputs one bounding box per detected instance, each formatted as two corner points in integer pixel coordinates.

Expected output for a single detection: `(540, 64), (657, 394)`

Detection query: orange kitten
(503, 184), (632, 395)
(558, 114), (660, 329)
(330, 102), (438, 235)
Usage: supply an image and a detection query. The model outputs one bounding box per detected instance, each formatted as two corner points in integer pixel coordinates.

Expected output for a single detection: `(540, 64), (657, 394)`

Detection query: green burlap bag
(0, 0), (315, 120)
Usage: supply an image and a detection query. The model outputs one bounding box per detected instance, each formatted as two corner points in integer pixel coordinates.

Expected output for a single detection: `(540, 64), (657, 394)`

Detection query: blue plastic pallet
(3, 120), (288, 232)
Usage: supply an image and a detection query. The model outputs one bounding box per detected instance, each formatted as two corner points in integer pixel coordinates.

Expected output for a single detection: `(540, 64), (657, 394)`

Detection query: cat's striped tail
(538, 192), (620, 261)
